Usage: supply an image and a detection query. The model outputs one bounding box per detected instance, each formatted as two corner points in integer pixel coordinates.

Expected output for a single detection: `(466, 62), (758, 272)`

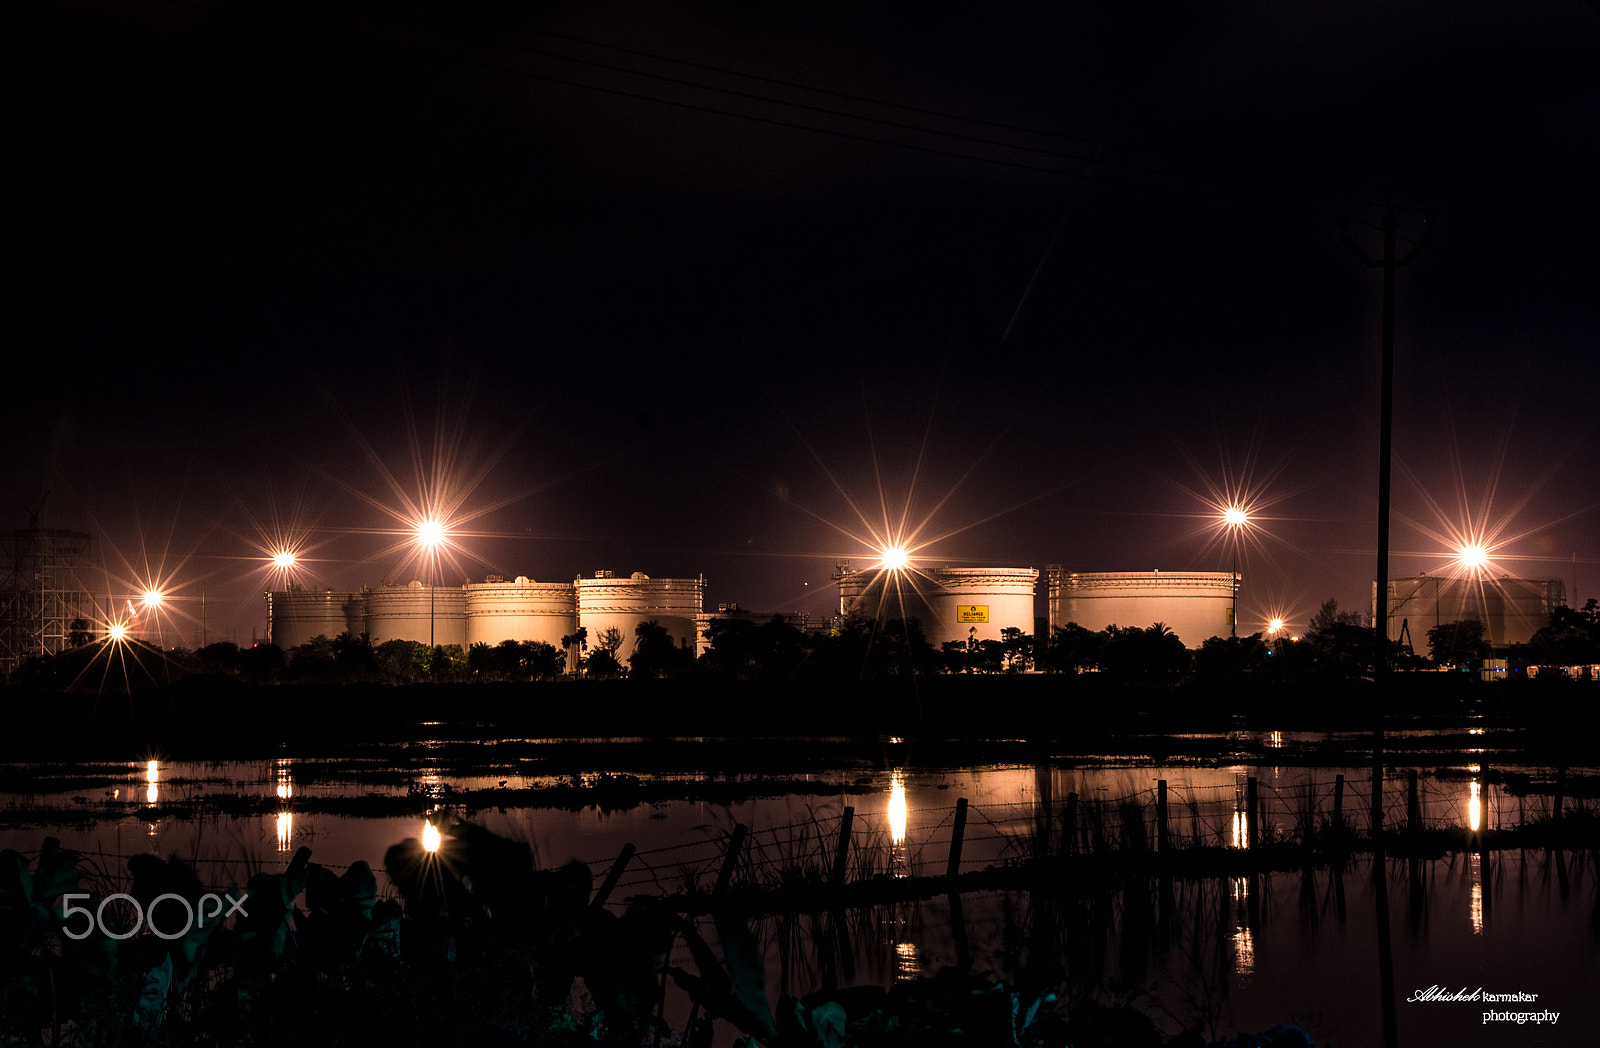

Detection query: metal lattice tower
(1, 526), (98, 675)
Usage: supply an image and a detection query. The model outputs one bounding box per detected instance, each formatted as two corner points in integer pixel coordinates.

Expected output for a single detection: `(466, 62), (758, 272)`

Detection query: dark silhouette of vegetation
(697, 613), (942, 681)
(8, 596), (1600, 704)
(1426, 619), (1491, 666)
(1041, 622), (1102, 674)
(939, 625), (1034, 674)
(1520, 598), (1600, 668)
(586, 626), (626, 679)
(1192, 633), (1269, 684)
(941, 633), (1007, 673)
(627, 619), (691, 678)
(2, 802), (1358, 1046)
(697, 615), (815, 681)
(1300, 598), (1376, 679)
(1100, 623), (1189, 682)
(467, 638), (566, 681)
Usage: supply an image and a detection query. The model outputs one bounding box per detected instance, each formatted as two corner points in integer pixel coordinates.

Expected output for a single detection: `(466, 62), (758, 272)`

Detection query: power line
(152, 0), (1393, 229)
(516, 22), (1402, 196)
(149, 0), (1595, 306)
(395, 10), (1401, 215)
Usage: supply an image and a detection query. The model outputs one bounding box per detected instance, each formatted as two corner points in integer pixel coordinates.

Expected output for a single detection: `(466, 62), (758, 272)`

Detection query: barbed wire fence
(7, 767), (1592, 908)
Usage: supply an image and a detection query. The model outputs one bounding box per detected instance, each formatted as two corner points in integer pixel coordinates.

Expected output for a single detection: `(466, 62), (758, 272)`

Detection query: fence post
(1407, 770), (1420, 839)
(1553, 768), (1565, 825)
(592, 842), (636, 909)
(830, 807), (854, 888)
(1333, 774), (1346, 837)
(1371, 767), (1384, 840)
(1063, 792), (1078, 859)
(947, 798), (968, 881)
(1157, 780), (1170, 854)
(715, 824), (748, 896)
(1246, 777), (1258, 850)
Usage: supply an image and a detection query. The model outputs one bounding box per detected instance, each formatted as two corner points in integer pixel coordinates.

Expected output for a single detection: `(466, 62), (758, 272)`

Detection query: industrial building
(0, 525), (98, 674)
(262, 588), (361, 650)
(1378, 574), (1566, 649)
(1045, 567), (1237, 649)
(265, 571), (704, 660)
(464, 576), (576, 649)
(362, 582), (468, 648)
(573, 571), (703, 655)
(832, 561), (1039, 648)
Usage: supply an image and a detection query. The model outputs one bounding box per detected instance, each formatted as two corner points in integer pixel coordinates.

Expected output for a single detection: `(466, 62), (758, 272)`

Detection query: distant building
(464, 576), (575, 649)
(1377, 574), (1565, 649)
(574, 571), (704, 655)
(266, 570), (705, 656)
(362, 581), (468, 648)
(833, 562), (1038, 648)
(1045, 567), (1236, 650)
(1, 526), (98, 674)
(265, 586), (363, 649)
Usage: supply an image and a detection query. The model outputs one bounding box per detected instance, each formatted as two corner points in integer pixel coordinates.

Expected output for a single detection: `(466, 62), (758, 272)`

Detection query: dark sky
(8, 0), (1598, 647)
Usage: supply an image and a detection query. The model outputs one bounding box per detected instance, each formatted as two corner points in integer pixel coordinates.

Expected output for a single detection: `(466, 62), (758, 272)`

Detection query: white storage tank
(921, 567), (1039, 646)
(265, 588), (360, 648)
(1380, 574), (1564, 648)
(362, 581), (468, 647)
(1046, 568), (1235, 649)
(834, 563), (934, 629)
(464, 576), (577, 648)
(832, 562), (1038, 647)
(574, 571), (704, 654)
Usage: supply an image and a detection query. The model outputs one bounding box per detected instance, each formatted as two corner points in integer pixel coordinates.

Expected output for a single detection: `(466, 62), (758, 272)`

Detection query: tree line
(8, 597), (1597, 688)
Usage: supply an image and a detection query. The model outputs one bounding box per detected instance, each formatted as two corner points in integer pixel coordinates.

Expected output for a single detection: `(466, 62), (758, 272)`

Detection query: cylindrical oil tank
(574, 571), (704, 655)
(833, 563), (934, 628)
(832, 563), (1038, 647)
(464, 577), (577, 648)
(362, 581), (468, 647)
(1381, 574), (1564, 648)
(1047, 569), (1235, 649)
(265, 589), (360, 648)
(920, 567), (1039, 646)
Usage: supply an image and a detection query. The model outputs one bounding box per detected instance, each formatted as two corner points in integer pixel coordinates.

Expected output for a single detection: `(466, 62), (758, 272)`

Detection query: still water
(2, 735), (1595, 1047)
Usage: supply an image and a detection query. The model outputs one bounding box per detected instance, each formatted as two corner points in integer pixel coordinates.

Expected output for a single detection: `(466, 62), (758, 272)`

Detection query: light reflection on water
(1468, 853), (1485, 935)
(2, 756), (1538, 891)
(888, 772), (907, 845)
(4, 743), (1596, 1045)
(893, 940), (920, 981)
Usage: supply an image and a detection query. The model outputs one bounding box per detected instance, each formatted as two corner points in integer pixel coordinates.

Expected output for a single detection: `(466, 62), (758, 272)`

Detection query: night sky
(8, 0), (1598, 648)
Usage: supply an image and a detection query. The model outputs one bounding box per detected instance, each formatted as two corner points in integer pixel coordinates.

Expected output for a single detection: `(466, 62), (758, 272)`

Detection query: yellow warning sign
(957, 605), (990, 623)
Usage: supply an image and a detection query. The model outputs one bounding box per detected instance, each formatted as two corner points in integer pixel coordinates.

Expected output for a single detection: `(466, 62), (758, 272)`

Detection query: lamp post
(416, 519), (446, 648)
(1222, 507), (1248, 638)
(140, 589), (165, 648)
(1458, 543), (1490, 649)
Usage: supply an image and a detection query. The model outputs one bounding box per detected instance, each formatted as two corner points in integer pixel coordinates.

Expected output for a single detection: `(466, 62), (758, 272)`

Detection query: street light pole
(1233, 549), (1242, 638)
(1341, 197), (1431, 1048)
(416, 518), (447, 653)
(1223, 507), (1248, 639)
